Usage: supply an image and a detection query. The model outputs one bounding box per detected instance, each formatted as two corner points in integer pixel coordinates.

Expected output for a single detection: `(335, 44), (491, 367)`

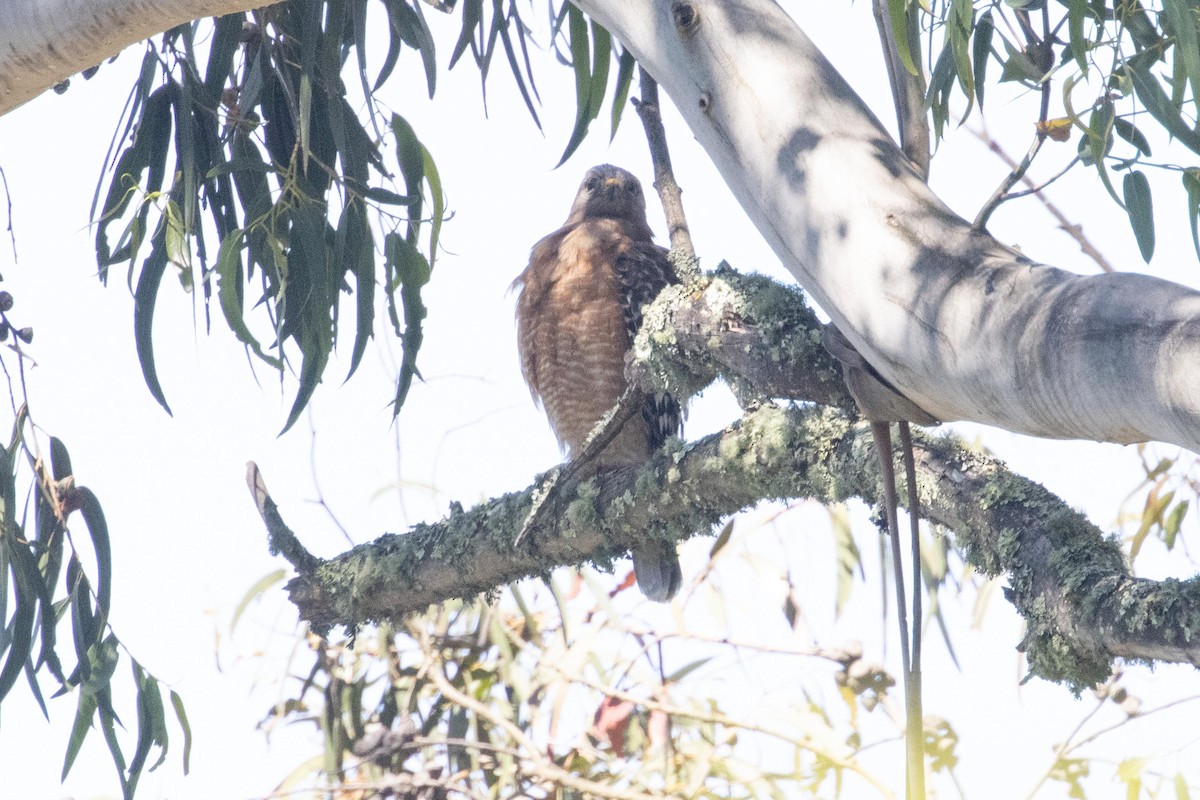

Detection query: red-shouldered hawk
(513, 164), (683, 602)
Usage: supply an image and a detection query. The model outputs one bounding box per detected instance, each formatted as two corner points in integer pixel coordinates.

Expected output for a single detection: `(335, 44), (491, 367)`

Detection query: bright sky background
(0, 2), (1198, 798)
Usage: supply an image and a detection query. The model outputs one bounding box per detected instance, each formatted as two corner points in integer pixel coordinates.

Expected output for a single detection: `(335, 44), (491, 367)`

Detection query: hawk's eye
(625, 183), (639, 194)
(585, 179), (599, 191)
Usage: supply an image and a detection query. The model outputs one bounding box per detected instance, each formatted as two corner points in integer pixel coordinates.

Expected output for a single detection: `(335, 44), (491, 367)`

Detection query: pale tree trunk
(0, 0), (263, 115)
(576, 0), (1200, 454)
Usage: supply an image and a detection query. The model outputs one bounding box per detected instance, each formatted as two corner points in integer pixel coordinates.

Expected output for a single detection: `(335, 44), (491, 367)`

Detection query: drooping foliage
(908, 0), (1200, 261)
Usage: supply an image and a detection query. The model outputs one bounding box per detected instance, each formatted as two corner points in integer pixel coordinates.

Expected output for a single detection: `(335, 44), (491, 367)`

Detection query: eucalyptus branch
(971, 124), (1113, 272)
(871, 0), (930, 178)
(973, 132), (1048, 230)
(632, 67), (698, 279)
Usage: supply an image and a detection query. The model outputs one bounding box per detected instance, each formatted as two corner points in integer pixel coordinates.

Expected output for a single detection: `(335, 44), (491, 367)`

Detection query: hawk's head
(565, 164), (648, 226)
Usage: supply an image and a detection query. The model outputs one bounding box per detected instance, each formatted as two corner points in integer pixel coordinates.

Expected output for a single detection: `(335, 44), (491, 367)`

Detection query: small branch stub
(672, 1), (700, 35)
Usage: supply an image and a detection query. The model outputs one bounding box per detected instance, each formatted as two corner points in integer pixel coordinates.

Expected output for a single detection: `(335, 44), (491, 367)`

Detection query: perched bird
(513, 164), (683, 601)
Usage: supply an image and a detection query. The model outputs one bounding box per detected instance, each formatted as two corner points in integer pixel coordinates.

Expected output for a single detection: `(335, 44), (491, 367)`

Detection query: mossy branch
(252, 269), (1200, 689)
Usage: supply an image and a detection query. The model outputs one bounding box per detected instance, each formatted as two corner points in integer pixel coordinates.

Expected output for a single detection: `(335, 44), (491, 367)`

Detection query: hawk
(513, 164), (683, 602)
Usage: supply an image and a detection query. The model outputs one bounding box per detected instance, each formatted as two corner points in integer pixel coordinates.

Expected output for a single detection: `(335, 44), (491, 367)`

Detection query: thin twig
(419, 629), (664, 800)
(970, 125), (1114, 272)
(632, 68), (699, 281)
(544, 662), (896, 796)
(974, 133), (1047, 230)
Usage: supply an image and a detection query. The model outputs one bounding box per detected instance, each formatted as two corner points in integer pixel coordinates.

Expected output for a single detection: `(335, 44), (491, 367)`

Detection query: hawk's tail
(632, 541), (683, 602)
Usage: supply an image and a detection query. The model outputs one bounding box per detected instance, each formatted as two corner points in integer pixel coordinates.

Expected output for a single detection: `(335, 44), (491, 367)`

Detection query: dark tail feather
(632, 541), (682, 602)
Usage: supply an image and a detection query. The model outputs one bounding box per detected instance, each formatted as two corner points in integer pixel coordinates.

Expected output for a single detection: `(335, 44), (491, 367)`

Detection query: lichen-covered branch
(277, 398), (1200, 689)
(256, 269), (1200, 688)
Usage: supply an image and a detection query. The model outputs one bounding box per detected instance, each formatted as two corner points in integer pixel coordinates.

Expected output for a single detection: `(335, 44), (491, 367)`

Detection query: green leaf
(449, 0), (483, 70)
(203, 14), (243, 107)
(124, 665), (160, 798)
(0, 544), (37, 704)
(390, 113), (426, 240)
(664, 657), (714, 684)
(556, 7), (610, 166)
(62, 688), (99, 780)
(376, 1), (404, 90)
(494, 0), (542, 128)
(1067, 0), (1089, 74)
(1183, 168), (1200, 259)
(50, 436), (74, 480)
(231, 570), (287, 633)
(280, 325), (331, 436)
(948, 0), (976, 117)
(973, 10), (994, 108)
(170, 691), (192, 774)
(1123, 169), (1155, 262)
(888, 0), (918, 75)
(1113, 117), (1152, 156)
(1163, 0), (1200, 117)
(76, 488), (112, 635)
(392, 0), (437, 97)
(422, 145), (445, 270)
(1000, 40), (1044, 84)
(133, 241), (173, 415)
(610, 47), (636, 140)
(215, 229), (283, 369)
(385, 233), (429, 412)
(95, 83), (175, 278)
(97, 691), (129, 796)
(925, 44), (957, 138)
(1126, 59), (1200, 157)
(1164, 499), (1188, 549)
(829, 503), (863, 618)
(339, 204), (376, 381)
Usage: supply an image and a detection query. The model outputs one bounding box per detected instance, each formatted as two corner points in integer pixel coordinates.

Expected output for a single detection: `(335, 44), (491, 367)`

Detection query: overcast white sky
(0, 2), (1197, 798)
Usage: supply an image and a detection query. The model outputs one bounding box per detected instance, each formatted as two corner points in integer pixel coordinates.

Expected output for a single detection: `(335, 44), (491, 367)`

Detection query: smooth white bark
(577, 0), (1200, 453)
(0, 0), (263, 115)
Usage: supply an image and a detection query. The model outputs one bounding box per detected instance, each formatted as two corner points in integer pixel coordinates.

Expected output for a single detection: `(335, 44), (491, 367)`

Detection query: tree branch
(276, 398), (1200, 689)
(0, 0), (268, 116)
(256, 270), (1200, 689)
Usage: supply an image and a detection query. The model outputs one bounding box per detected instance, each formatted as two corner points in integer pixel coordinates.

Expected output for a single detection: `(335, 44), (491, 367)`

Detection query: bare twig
(970, 126), (1114, 272)
(973, 133), (1048, 230)
(632, 68), (698, 281)
(419, 628), (664, 800)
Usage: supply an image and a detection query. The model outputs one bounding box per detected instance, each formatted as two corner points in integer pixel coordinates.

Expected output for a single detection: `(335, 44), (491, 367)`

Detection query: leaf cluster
(254, 573), (919, 799)
(0, 404), (190, 798)
(899, 0), (1200, 262)
(92, 3), (448, 432)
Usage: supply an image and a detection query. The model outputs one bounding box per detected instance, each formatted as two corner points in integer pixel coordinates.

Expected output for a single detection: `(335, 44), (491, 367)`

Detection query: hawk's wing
(612, 241), (683, 450)
(512, 227), (568, 411)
